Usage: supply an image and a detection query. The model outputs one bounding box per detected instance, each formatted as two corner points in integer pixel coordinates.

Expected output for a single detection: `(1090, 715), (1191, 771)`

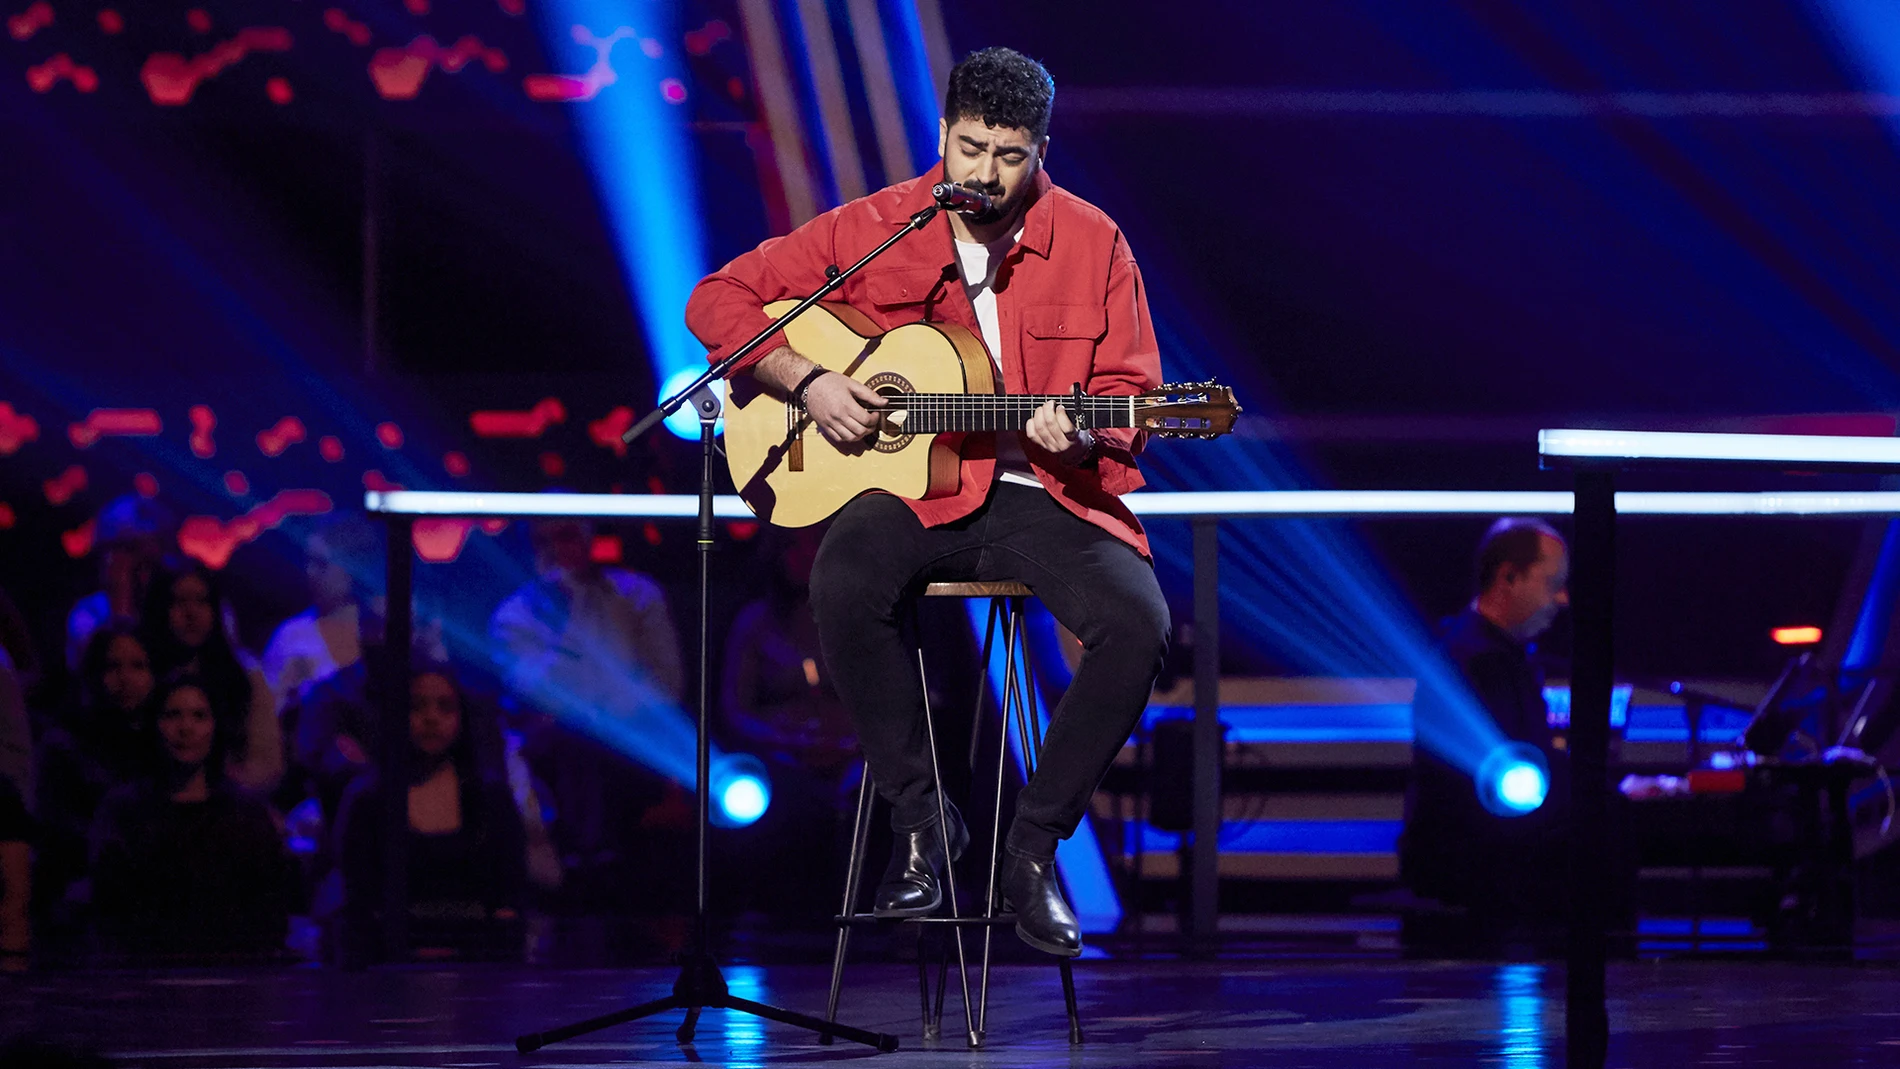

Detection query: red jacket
(685, 165), (1162, 558)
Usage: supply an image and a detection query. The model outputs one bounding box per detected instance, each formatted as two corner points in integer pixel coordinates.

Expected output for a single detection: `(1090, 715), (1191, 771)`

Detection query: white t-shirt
(953, 228), (1042, 489)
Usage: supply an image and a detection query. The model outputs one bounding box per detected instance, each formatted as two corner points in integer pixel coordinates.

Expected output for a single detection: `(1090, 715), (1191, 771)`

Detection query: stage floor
(4, 959), (1900, 1067)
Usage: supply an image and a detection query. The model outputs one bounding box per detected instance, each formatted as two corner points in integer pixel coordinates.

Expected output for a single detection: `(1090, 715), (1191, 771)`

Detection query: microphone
(931, 182), (994, 215)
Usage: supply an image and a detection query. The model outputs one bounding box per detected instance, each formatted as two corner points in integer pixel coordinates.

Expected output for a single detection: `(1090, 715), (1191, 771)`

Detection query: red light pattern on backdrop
(368, 34), (508, 101)
(188, 405), (217, 458)
(223, 471), (248, 496)
(62, 518), (94, 559)
(318, 436), (344, 462)
(726, 521), (758, 540)
(684, 20), (731, 56)
(134, 472), (159, 498)
(323, 8), (371, 47)
(588, 407), (634, 456)
(0, 504), (15, 530)
(539, 451), (565, 477)
(523, 25), (633, 103)
(590, 534), (622, 564)
(642, 522), (661, 546)
(471, 397), (564, 438)
(7, 1), (50, 41)
(376, 421), (404, 449)
(27, 55), (99, 93)
(178, 489), (333, 569)
(0, 403), (40, 455)
(266, 76), (292, 104)
(412, 516), (509, 564)
(414, 518), (472, 563)
(70, 408), (162, 449)
(362, 470), (403, 493)
(43, 465), (87, 507)
(257, 416), (307, 456)
(186, 8), (212, 34)
(660, 77), (686, 104)
(497, 0), (524, 15)
(141, 26), (293, 107)
(443, 451), (470, 477)
(97, 9), (123, 35)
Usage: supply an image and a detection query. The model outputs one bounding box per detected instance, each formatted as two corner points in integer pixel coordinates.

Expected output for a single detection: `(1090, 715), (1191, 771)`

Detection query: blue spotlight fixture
(710, 753), (771, 828)
(1477, 742), (1550, 817)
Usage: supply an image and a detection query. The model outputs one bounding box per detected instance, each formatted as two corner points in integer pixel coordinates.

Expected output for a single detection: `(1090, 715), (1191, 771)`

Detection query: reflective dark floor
(5, 958), (1900, 1068)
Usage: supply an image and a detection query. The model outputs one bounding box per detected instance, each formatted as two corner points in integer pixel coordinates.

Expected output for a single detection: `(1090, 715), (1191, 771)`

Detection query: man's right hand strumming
(753, 346), (886, 444)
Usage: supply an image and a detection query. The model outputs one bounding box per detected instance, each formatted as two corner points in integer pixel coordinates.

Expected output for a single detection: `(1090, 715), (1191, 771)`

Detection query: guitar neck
(873, 394), (1136, 434)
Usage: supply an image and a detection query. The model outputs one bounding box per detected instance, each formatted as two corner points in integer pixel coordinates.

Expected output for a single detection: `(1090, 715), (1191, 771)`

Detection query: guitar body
(724, 301), (995, 527)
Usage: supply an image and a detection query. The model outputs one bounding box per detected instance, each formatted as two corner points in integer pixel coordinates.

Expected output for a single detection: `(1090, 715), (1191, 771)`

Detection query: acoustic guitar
(723, 300), (1242, 527)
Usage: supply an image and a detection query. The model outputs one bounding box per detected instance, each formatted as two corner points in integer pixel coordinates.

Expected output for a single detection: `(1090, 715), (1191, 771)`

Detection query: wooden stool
(821, 581), (1083, 1049)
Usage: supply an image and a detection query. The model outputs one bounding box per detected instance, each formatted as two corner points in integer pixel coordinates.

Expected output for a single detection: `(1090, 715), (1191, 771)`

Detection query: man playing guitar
(685, 47), (1169, 957)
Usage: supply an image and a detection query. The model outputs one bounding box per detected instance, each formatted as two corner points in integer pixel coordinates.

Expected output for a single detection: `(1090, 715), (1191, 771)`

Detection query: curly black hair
(944, 47), (1054, 140)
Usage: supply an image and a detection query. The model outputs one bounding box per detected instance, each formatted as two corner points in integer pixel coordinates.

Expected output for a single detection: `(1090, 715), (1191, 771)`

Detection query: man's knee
(1090, 579), (1171, 668)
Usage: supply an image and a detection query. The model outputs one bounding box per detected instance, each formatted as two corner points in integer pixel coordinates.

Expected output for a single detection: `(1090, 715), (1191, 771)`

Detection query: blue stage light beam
(533, 2), (709, 397)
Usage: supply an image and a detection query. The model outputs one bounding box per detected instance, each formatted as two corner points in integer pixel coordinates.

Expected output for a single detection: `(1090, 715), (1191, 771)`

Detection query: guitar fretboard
(802, 394), (1138, 434)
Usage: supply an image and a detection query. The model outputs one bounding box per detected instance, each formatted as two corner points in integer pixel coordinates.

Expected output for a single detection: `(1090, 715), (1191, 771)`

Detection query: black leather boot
(1001, 851), (1082, 957)
(872, 803), (968, 918)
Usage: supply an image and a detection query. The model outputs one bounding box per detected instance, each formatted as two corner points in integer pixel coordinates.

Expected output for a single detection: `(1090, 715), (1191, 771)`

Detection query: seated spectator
(89, 674), (291, 961)
(716, 527), (858, 919)
(490, 518), (686, 908)
(720, 528), (856, 776)
(331, 669), (525, 963)
(263, 516), (383, 713)
(35, 625), (155, 944)
(142, 561), (282, 794)
(0, 641), (30, 967)
(67, 495), (176, 670)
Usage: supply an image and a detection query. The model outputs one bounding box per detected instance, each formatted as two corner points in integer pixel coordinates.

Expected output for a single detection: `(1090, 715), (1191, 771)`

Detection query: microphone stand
(514, 200), (949, 1058)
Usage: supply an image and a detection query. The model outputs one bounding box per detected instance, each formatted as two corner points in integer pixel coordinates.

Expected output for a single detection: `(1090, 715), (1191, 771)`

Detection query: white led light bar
(1539, 428), (1900, 466)
(364, 491), (756, 519)
(366, 489), (1900, 519)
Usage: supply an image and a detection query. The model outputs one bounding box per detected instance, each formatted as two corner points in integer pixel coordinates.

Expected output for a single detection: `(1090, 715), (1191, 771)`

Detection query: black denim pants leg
(808, 484), (1170, 854)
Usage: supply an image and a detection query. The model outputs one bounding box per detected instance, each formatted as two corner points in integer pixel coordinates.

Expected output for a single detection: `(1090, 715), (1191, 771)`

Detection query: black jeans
(809, 482), (1171, 859)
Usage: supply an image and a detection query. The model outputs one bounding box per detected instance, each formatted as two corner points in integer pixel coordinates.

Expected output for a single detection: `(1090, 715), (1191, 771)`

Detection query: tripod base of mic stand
(513, 951), (899, 1055)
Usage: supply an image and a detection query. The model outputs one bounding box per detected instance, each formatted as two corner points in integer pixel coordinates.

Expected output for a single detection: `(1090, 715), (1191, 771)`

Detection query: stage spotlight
(1477, 742), (1549, 817)
(660, 367), (725, 440)
(710, 753), (771, 828)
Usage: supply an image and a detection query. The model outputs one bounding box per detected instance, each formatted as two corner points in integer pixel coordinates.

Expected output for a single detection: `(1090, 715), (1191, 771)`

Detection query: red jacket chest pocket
(1021, 305), (1107, 384)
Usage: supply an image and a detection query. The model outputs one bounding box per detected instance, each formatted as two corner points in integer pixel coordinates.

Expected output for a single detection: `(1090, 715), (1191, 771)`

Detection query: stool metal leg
(918, 645), (980, 1048)
(970, 598), (1002, 771)
(977, 597), (1020, 1037)
(1011, 599), (1084, 1046)
(822, 768), (877, 1045)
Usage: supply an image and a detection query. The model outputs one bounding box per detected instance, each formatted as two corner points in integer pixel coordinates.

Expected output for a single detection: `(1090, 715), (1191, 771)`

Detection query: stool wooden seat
(822, 583), (1082, 1050)
(923, 581), (1034, 598)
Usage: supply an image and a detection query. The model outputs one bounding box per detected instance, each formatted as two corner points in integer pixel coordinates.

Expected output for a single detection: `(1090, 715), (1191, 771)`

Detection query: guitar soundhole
(863, 371), (915, 454)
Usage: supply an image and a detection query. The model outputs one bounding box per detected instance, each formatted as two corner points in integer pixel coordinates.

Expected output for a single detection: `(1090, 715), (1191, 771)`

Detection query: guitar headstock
(1134, 380), (1241, 439)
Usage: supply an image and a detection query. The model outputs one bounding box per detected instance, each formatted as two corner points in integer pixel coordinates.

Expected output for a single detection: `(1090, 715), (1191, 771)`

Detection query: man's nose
(972, 153), (999, 185)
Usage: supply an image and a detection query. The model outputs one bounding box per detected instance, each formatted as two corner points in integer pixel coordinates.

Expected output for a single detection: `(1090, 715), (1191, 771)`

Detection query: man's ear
(1037, 135), (1051, 167)
(937, 118), (947, 159)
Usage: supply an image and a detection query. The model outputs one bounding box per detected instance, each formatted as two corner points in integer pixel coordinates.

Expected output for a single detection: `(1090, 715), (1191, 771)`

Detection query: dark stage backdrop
(2, 0), (1893, 686)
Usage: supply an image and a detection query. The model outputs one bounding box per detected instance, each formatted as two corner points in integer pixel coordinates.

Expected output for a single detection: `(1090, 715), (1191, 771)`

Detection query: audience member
(716, 528), (859, 918)
(35, 626), (155, 945)
(0, 643), (30, 966)
(142, 561), (282, 794)
(331, 669), (525, 963)
(720, 528), (856, 775)
(66, 495), (177, 670)
(490, 518), (685, 906)
(1402, 518), (1578, 920)
(262, 517), (383, 713)
(89, 674), (291, 960)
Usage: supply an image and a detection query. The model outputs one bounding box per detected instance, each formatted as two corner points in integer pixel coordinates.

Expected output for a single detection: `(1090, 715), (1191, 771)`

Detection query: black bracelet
(792, 367), (829, 410)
